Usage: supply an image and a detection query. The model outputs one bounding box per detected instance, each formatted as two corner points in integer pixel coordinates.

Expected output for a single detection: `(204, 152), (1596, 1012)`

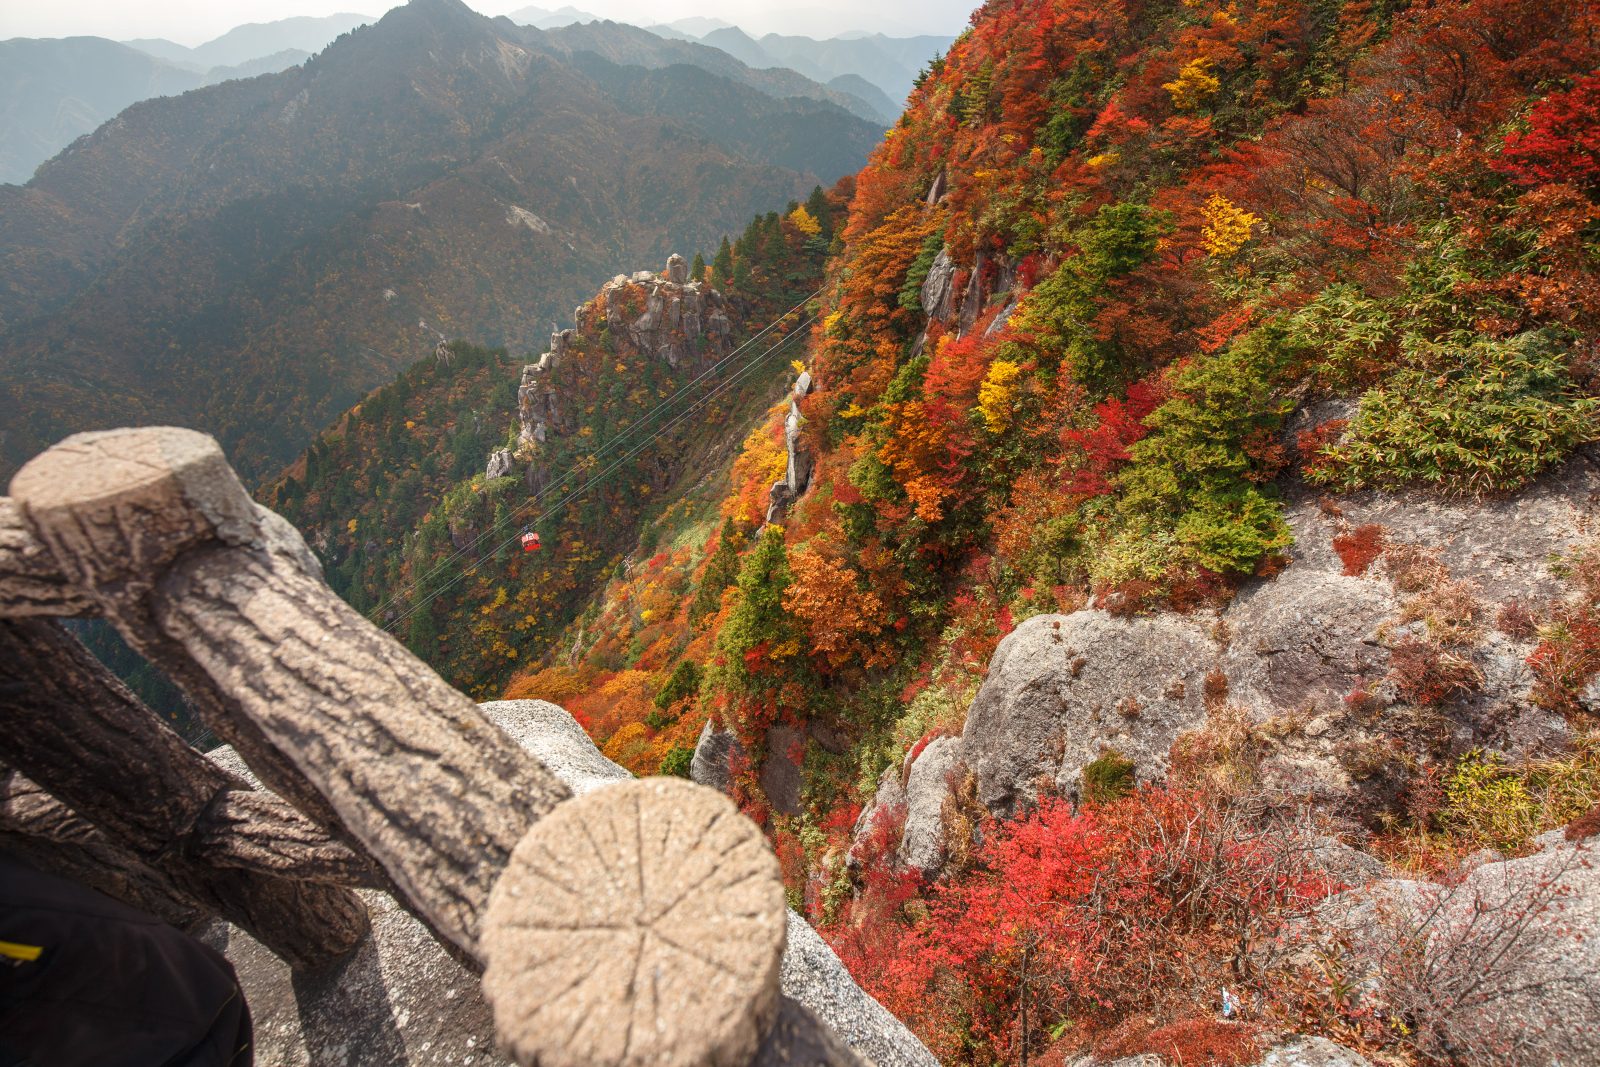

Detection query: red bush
(1495, 73), (1600, 192)
(1333, 523), (1386, 576)
(828, 786), (1331, 1064)
(1529, 613), (1600, 713)
(1097, 1017), (1262, 1066)
(1389, 638), (1483, 706)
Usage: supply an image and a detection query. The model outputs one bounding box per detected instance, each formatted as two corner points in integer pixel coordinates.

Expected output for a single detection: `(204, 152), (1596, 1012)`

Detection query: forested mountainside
(2, 14), (384, 186)
(0, 0), (880, 486)
(470, 0), (1600, 1060)
(262, 187), (843, 699)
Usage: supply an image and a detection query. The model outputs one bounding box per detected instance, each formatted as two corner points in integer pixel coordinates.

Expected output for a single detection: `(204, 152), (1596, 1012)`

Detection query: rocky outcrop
(511, 256), (735, 477)
(962, 610), (1216, 817)
(899, 736), (964, 874)
(208, 700), (936, 1067)
(1080, 1036), (1371, 1067)
(483, 447), (514, 481)
(920, 247), (956, 322)
(1252, 1038), (1373, 1067)
(692, 718), (747, 794)
(860, 449), (1598, 845)
(782, 912), (940, 1067)
(1220, 566), (1396, 713)
(762, 724), (806, 816)
(1315, 833), (1600, 1065)
(602, 259), (732, 369)
(766, 370), (817, 525)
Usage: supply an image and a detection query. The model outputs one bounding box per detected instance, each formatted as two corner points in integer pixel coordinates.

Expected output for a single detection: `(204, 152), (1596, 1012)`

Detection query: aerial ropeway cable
(379, 309), (818, 635)
(365, 287), (820, 627)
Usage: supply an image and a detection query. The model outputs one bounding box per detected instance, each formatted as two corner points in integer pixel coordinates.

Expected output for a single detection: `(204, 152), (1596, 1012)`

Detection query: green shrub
(1281, 283), (1395, 391)
(1013, 202), (1166, 395)
(654, 659), (702, 711)
(659, 745), (694, 778)
(1082, 750), (1137, 804)
(899, 232), (945, 311)
(1442, 745), (1600, 854)
(1095, 329), (1294, 583)
(1310, 331), (1599, 495)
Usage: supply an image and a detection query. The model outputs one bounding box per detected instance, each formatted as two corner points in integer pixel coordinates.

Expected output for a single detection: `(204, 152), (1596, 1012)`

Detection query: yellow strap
(0, 940), (43, 962)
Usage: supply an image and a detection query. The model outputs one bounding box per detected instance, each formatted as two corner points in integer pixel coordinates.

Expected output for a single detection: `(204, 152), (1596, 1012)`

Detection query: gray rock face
(762, 724), (806, 816)
(899, 736), (963, 874)
(210, 700), (935, 1067)
(691, 718), (746, 794)
(1080, 1036), (1370, 1067)
(1303, 836), (1389, 887)
(198, 889), (505, 1067)
(962, 610), (1217, 816)
(1222, 567), (1395, 713)
(484, 448), (513, 481)
(848, 766), (907, 871)
(766, 369), (819, 525)
(920, 247), (955, 321)
(766, 480), (797, 525)
(1319, 838), (1600, 1065)
(1280, 447), (1600, 606)
(1253, 1037), (1372, 1067)
(479, 699), (628, 795)
(514, 264), (732, 461)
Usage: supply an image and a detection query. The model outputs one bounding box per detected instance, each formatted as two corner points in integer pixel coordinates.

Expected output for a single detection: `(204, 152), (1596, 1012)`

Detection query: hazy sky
(0, 0), (972, 45)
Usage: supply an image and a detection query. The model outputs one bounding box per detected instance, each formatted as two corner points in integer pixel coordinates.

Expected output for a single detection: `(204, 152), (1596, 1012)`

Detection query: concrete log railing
(2, 426), (862, 1067)
(0, 617), (374, 969)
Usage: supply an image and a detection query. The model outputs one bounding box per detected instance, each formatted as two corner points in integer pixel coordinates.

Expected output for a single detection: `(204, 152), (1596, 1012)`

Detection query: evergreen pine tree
(690, 518), (745, 625)
(805, 185), (831, 232)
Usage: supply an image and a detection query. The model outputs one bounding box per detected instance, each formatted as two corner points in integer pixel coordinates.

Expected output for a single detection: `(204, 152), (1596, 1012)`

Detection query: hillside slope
(0, 0), (880, 485)
(264, 190), (844, 698)
(493, 0), (1600, 1060)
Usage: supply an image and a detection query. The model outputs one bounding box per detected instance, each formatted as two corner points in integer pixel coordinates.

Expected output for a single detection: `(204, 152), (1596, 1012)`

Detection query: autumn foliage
(829, 786), (1332, 1064)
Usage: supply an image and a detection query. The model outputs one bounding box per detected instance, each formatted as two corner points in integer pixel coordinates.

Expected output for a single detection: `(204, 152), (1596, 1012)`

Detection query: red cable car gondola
(520, 528), (542, 553)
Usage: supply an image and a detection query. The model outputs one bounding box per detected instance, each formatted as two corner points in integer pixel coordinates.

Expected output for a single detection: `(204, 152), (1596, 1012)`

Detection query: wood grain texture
(0, 768), (205, 929)
(0, 497), (95, 618)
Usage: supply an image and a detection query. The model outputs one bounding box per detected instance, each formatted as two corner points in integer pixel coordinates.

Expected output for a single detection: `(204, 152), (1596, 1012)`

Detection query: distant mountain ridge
(122, 12), (376, 70)
(697, 27), (955, 113)
(533, 20), (894, 124)
(0, 36), (316, 185)
(0, 0), (881, 484)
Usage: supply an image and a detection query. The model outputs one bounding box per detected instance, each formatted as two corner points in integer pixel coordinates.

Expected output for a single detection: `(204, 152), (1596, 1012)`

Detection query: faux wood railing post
(0, 767), (205, 930)
(9, 427), (572, 958)
(0, 497), (97, 617)
(481, 777), (851, 1067)
(0, 617), (372, 968)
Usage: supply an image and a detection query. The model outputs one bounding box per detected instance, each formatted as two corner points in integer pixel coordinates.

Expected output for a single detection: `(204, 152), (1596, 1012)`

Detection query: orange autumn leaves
(783, 543), (890, 673)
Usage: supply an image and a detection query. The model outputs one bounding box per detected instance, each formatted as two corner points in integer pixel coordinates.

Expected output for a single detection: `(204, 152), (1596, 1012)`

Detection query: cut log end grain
(481, 778), (786, 1067)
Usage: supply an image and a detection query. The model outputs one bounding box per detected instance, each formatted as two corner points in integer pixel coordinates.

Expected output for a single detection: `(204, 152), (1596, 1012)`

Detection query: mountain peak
(380, 0), (484, 34)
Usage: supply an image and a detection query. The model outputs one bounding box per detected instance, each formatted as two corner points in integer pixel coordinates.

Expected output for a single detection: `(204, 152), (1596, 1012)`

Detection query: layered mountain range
(0, 0), (880, 484)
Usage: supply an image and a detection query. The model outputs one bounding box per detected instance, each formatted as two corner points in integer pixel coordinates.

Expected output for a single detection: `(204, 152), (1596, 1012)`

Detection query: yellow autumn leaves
(1201, 194), (1260, 258)
(977, 360), (1023, 432)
